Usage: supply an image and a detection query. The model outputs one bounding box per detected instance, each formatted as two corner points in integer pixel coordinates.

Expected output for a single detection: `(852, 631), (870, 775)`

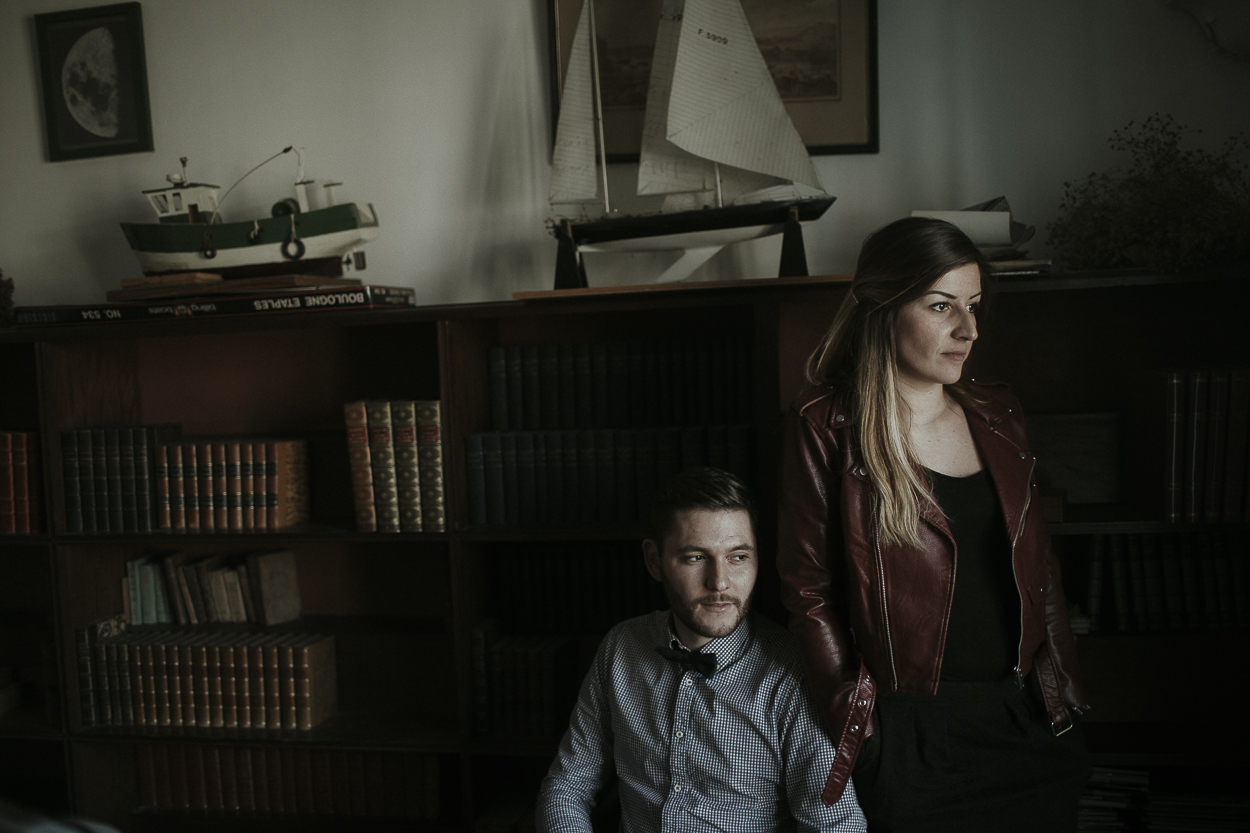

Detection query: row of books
(490, 543), (664, 634)
(135, 744), (440, 820)
(345, 399), (446, 533)
(61, 425), (310, 533)
(466, 424), (753, 526)
(0, 431), (40, 533)
(470, 622), (580, 739)
(1163, 368), (1249, 523)
(122, 550), (301, 627)
(76, 616), (336, 732)
(1082, 530), (1248, 633)
(487, 337), (753, 433)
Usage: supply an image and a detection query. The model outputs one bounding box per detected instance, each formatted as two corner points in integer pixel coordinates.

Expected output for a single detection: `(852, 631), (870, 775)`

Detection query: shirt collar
(664, 611), (753, 675)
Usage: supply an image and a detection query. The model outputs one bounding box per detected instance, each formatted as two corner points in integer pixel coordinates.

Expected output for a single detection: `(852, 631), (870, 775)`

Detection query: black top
(928, 468), (1021, 683)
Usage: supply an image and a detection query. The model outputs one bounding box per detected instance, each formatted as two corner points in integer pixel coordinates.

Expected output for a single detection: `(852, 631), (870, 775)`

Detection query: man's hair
(647, 467), (757, 546)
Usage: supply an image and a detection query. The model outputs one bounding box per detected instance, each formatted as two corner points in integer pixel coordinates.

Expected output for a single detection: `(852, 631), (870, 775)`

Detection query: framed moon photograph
(34, 2), (154, 162)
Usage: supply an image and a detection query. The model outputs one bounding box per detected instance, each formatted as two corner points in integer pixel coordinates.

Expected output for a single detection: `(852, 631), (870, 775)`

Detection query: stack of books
(0, 430), (39, 533)
(134, 744), (440, 819)
(119, 549), (301, 628)
(344, 400), (445, 533)
(1081, 531), (1248, 633)
(61, 426), (310, 533)
(1078, 767), (1148, 832)
(913, 197), (1051, 274)
(76, 615), (335, 732)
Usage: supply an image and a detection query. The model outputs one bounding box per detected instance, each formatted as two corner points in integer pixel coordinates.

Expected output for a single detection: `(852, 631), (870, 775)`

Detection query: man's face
(643, 508), (757, 650)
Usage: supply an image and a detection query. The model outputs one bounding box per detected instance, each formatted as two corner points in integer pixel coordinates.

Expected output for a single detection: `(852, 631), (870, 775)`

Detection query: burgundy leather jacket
(778, 379), (1087, 805)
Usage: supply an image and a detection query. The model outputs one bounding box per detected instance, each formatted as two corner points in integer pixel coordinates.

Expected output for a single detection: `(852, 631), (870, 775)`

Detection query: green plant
(1046, 114), (1250, 272)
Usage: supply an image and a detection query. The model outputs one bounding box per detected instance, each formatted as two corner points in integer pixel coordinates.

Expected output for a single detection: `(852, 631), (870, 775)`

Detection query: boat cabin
(141, 183), (221, 224)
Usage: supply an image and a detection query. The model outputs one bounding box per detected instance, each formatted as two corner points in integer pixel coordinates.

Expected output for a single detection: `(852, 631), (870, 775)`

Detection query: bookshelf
(0, 270), (1246, 830)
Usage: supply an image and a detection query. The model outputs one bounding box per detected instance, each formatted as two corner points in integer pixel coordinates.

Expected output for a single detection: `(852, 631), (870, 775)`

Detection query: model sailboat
(548, 0), (835, 287)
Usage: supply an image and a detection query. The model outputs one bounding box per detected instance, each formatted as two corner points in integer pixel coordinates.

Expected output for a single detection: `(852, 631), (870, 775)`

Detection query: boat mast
(586, 0), (611, 215)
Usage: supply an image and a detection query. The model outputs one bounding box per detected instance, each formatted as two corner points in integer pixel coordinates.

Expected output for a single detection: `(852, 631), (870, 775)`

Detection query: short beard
(662, 580), (751, 642)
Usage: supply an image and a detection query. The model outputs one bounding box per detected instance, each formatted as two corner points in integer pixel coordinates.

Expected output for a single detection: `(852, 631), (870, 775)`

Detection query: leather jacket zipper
(1010, 456), (1036, 680)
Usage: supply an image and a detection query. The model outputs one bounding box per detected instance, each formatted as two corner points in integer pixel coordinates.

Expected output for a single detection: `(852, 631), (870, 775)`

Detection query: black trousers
(850, 676), (1091, 833)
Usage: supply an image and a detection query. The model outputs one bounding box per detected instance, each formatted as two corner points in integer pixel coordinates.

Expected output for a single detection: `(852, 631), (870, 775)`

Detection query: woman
(778, 217), (1090, 831)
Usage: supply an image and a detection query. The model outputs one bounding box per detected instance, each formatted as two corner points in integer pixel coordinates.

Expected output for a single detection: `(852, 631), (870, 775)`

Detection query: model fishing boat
(120, 149), (379, 278)
(548, 0), (835, 287)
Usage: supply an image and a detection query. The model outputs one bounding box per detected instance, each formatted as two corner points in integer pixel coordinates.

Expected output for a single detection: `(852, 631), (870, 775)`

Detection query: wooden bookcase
(0, 270), (1245, 830)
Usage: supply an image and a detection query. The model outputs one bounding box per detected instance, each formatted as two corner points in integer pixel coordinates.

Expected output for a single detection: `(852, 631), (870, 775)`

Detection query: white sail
(549, 1), (600, 205)
(665, 0), (823, 192)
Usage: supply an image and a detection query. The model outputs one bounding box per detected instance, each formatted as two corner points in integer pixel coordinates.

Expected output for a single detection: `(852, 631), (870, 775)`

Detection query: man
(537, 467), (866, 833)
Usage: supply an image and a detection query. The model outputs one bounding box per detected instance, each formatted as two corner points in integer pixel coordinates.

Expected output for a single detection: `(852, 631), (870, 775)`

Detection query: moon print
(62, 27), (120, 138)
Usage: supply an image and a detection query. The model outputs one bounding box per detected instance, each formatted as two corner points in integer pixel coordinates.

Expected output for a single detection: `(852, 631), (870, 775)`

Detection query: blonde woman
(778, 217), (1090, 831)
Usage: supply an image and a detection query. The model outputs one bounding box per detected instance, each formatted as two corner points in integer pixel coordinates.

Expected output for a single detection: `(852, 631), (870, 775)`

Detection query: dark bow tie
(656, 645), (717, 678)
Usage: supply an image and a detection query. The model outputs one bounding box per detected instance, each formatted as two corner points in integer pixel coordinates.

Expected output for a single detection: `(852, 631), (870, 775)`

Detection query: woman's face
(893, 262), (982, 390)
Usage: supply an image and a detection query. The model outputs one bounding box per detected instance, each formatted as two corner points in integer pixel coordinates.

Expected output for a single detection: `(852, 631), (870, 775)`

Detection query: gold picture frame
(548, 0), (878, 162)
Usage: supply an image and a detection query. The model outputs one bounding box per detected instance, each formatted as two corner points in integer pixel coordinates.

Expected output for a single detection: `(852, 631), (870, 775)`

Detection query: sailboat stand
(547, 0), (835, 291)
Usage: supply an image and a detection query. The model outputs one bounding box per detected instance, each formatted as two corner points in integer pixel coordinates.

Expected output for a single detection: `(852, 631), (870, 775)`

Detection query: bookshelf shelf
(1, 269), (1245, 829)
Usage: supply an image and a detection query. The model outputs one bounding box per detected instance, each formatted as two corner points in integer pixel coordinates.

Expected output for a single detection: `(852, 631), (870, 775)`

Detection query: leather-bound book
(251, 747), (271, 814)
(391, 400), (423, 533)
(416, 399), (447, 532)
(266, 439), (310, 529)
(203, 745), (225, 812)
(167, 743), (190, 810)
(246, 635), (267, 730)
(365, 400), (400, 532)
(345, 401), (376, 532)
(76, 429), (97, 532)
(185, 744), (207, 811)
(246, 549), (301, 626)
(261, 634), (284, 730)
(234, 746), (255, 813)
(226, 441), (243, 530)
(233, 640), (251, 730)
(62, 431), (82, 533)
(91, 428), (109, 532)
(212, 441), (229, 530)
(251, 442), (268, 529)
(239, 441), (254, 530)
(152, 633), (171, 726)
(293, 634), (337, 731)
(181, 442), (199, 530)
(197, 443), (215, 531)
(219, 634), (238, 729)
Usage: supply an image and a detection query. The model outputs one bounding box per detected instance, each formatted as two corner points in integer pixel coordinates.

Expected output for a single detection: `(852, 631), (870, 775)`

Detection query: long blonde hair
(805, 218), (989, 548)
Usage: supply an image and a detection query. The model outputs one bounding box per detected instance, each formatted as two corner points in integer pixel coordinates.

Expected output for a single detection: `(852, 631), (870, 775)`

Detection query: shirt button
(683, 678), (693, 687)
(673, 784), (682, 793)
(675, 730), (685, 738)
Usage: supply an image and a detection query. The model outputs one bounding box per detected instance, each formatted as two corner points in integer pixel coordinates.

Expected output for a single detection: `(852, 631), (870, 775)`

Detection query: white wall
(2, 0), (1248, 307)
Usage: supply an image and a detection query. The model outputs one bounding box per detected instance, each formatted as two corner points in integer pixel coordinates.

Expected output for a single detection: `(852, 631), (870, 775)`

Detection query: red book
(247, 636), (267, 730)
(178, 641), (196, 727)
(262, 635), (283, 730)
(266, 439), (310, 529)
(293, 634), (338, 731)
(226, 441), (243, 530)
(219, 635), (238, 729)
(152, 636), (170, 726)
(233, 642), (251, 729)
(10, 432), (35, 533)
(345, 401), (376, 532)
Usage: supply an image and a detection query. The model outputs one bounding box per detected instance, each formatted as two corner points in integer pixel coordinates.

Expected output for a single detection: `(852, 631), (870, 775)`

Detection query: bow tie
(656, 645), (717, 678)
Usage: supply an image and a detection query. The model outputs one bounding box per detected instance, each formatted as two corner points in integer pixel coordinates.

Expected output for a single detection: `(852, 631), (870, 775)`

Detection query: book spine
(251, 442), (268, 530)
(590, 343), (610, 427)
(178, 644), (195, 727)
(391, 400), (423, 533)
(539, 344), (560, 429)
(213, 441), (229, 530)
(92, 428), (110, 532)
(264, 641), (282, 729)
(279, 642), (297, 730)
(1109, 534), (1131, 631)
(268, 440), (310, 529)
(574, 343), (593, 428)
(501, 433), (519, 525)
(153, 636), (170, 726)
(466, 434), (487, 526)
(134, 426), (154, 532)
(76, 429), (96, 533)
(483, 433), (504, 525)
(95, 637), (112, 726)
(62, 431), (82, 533)
(1183, 369), (1208, 524)
(365, 401), (400, 533)
(523, 345), (542, 430)
(75, 625), (96, 727)
(239, 441), (254, 530)
(595, 429), (616, 524)
(517, 431), (537, 525)
(106, 428), (124, 532)
(154, 444), (171, 530)
(234, 644), (251, 730)
(505, 346), (524, 432)
(249, 642), (267, 730)
(226, 441), (243, 530)
(416, 400), (446, 533)
(1126, 534), (1148, 631)
(165, 643), (182, 728)
(488, 346), (509, 431)
(197, 443), (215, 531)
(544, 431), (565, 525)
(118, 427), (137, 531)
(345, 401), (376, 532)
(1203, 370), (1230, 523)
(220, 639), (238, 729)
(181, 443), (199, 530)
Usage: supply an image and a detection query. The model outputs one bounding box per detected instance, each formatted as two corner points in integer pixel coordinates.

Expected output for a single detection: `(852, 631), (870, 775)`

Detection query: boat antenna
(586, 0), (611, 215)
(213, 146), (295, 222)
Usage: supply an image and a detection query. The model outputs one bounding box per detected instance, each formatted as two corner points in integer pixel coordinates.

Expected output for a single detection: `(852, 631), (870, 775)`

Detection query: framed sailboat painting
(548, 0), (878, 161)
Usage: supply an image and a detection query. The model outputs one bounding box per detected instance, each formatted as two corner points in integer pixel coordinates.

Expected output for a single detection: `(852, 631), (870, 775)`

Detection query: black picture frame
(548, 0), (879, 163)
(34, 2), (154, 162)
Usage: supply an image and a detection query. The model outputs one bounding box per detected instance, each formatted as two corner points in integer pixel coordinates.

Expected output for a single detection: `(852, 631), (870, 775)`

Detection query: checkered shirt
(537, 610), (866, 832)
